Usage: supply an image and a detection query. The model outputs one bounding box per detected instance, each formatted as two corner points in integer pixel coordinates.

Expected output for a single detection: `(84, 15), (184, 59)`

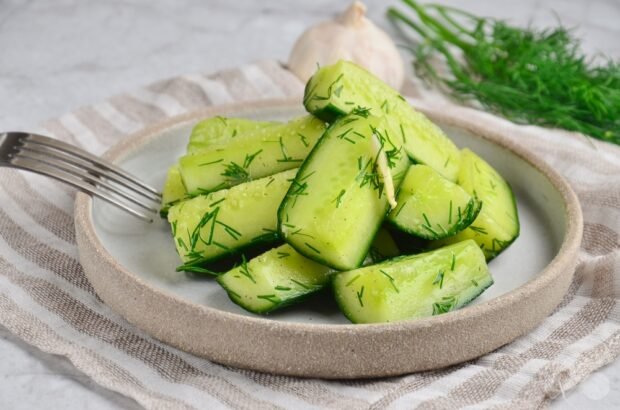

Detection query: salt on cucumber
(217, 244), (332, 314)
(187, 116), (280, 153)
(168, 169), (296, 269)
(303, 60), (460, 181)
(387, 165), (481, 240)
(432, 148), (520, 260)
(278, 110), (410, 271)
(333, 240), (493, 324)
(179, 115), (325, 195)
(160, 165), (188, 217)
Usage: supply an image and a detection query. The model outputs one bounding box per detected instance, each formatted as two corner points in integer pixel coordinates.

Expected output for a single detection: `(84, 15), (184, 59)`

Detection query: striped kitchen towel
(0, 60), (618, 409)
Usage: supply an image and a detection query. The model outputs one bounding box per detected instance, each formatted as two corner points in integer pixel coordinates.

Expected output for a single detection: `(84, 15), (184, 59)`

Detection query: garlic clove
(288, 1), (405, 91)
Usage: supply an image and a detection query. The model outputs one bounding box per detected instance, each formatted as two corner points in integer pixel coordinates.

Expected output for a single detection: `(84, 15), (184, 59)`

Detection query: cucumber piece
(365, 228), (400, 264)
(168, 169), (296, 267)
(187, 116), (279, 153)
(387, 165), (481, 240)
(278, 111), (410, 271)
(217, 244), (332, 314)
(160, 165), (188, 217)
(432, 149), (520, 260)
(333, 240), (493, 324)
(303, 60), (460, 181)
(179, 115), (326, 195)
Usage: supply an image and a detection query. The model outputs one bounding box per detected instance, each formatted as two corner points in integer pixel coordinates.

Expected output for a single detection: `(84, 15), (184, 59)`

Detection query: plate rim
(74, 98), (583, 376)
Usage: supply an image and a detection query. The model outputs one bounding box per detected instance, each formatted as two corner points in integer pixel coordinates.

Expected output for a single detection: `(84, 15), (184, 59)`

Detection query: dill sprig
(388, 0), (620, 145)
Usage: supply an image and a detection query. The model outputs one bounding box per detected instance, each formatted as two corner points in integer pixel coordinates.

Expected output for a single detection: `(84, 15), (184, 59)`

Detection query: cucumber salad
(161, 60), (520, 324)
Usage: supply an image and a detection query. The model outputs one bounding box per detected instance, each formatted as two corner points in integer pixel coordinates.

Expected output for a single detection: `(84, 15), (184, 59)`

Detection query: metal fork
(0, 132), (161, 222)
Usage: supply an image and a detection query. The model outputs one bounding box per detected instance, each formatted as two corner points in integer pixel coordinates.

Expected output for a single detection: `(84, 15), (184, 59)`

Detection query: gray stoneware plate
(75, 99), (583, 379)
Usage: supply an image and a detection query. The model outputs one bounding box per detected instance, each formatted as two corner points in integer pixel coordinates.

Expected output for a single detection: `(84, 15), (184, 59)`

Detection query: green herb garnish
(388, 0), (620, 145)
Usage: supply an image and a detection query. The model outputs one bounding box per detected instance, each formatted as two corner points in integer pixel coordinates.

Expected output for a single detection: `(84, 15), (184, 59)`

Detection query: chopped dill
(304, 242), (322, 254)
(356, 286), (365, 307)
(432, 269), (445, 289)
(346, 274), (361, 287)
(332, 189), (346, 208)
(239, 255), (256, 284)
(432, 295), (457, 315)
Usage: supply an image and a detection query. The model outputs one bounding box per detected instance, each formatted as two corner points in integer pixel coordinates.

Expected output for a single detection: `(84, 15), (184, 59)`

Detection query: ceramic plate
(75, 99), (582, 378)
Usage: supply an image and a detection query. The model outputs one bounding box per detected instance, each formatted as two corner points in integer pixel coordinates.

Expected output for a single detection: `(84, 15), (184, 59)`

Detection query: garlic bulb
(288, 1), (405, 90)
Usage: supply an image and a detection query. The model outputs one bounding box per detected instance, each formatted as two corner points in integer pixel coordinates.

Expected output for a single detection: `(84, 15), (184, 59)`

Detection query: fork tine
(19, 142), (161, 202)
(23, 133), (162, 198)
(13, 153), (159, 213)
(9, 157), (155, 222)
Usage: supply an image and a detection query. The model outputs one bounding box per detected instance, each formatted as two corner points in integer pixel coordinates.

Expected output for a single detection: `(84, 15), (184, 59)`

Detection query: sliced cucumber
(333, 240), (493, 324)
(278, 111), (410, 271)
(303, 60), (461, 181)
(365, 228), (400, 264)
(432, 149), (520, 260)
(168, 169), (296, 267)
(179, 115), (325, 195)
(217, 244), (332, 314)
(387, 165), (481, 240)
(187, 116), (279, 153)
(160, 165), (188, 217)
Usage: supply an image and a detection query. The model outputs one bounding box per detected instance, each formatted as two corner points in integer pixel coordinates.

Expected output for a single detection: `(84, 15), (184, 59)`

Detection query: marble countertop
(1, 0), (618, 408)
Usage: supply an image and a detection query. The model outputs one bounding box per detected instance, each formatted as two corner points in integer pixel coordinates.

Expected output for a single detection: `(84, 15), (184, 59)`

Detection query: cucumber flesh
(217, 244), (332, 314)
(365, 228), (400, 264)
(303, 60), (460, 181)
(388, 165), (481, 240)
(332, 240), (493, 324)
(278, 111), (410, 271)
(179, 115), (325, 195)
(432, 149), (520, 260)
(187, 117), (279, 153)
(160, 165), (188, 217)
(168, 169), (296, 268)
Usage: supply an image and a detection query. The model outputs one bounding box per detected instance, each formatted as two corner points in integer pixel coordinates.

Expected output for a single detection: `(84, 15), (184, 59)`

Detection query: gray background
(1, 0), (618, 408)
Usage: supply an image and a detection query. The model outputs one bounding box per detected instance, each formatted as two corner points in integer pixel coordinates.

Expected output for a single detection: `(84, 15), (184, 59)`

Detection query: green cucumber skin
(176, 234), (280, 273)
(219, 279), (324, 315)
(332, 240), (493, 324)
(276, 121), (367, 269)
(160, 165), (189, 217)
(388, 198), (482, 240)
(483, 182), (520, 261)
(169, 170), (295, 268)
(365, 228), (401, 264)
(303, 61), (460, 181)
(187, 117), (279, 153)
(277, 113), (409, 271)
(386, 165), (483, 240)
(216, 244), (331, 314)
(430, 149), (520, 260)
(179, 116), (325, 196)
(332, 266), (493, 325)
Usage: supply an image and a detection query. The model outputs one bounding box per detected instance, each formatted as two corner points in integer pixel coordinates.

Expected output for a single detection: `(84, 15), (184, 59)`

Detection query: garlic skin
(288, 1), (405, 91)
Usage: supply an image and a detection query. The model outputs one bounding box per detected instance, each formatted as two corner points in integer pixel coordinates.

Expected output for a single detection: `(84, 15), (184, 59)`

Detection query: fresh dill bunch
(388, 0), (620, 145)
